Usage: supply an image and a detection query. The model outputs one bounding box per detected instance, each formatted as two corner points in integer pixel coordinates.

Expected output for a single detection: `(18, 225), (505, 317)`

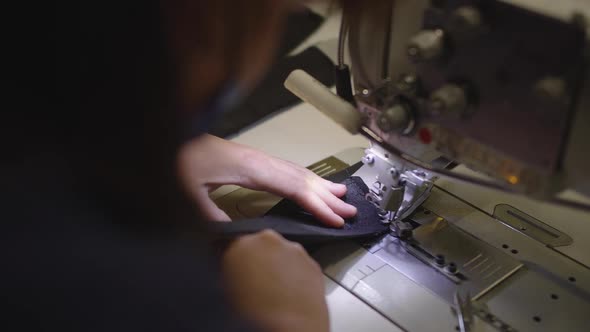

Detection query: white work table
(224, 97), (590, 331)
(227, 101), (399, 332)
(220, 5), (590, 331)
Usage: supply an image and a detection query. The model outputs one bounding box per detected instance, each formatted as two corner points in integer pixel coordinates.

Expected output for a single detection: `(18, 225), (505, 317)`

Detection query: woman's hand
(178, 134), (356, 227)
(222, 230), (329, 332)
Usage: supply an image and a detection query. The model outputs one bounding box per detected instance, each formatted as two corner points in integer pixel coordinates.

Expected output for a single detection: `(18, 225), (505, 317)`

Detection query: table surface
(218, 6), (590, 331)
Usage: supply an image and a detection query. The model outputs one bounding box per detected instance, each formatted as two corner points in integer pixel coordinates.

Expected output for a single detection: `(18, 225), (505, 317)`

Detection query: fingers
(219, 151), (357, 227)
(253, 159), (358, 227)
(180, 137), (357, 227)
(316, 187), (357, 219)
(322, 179), (347, 197)
(237, 229), (284, 248)
(295, 192), (345, 228)
(193, 190), (232, 222)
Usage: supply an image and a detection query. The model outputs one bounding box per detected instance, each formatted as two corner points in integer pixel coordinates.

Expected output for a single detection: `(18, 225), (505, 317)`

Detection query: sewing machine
(215, 0), (590, 331)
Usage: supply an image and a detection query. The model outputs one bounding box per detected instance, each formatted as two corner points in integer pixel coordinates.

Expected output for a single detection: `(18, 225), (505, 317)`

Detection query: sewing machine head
(287, 0), (590, 221)
(280, 3), (590, 329)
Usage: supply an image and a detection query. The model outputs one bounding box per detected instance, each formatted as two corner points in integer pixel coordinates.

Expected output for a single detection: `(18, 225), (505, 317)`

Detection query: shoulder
(2, 167), (252, 331)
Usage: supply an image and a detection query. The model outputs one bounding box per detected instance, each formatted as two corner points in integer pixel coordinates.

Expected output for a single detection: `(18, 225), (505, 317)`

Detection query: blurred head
(165, 0), (301, 114)
(47, 0), (302, 224)
(55, 0), (298, 131)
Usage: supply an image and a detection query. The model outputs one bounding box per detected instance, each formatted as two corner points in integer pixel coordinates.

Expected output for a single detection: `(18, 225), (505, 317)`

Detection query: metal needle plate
(408, 212), (523, 301)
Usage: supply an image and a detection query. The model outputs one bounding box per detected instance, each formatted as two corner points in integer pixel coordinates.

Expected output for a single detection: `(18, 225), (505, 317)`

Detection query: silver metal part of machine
(313, 194), (590, 332)
(343, 0), (590, 205)
(281, 1), (590, 331)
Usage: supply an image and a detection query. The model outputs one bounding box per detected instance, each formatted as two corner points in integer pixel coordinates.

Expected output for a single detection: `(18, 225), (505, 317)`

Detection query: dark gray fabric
(277, 9), (324, 56)
(211, 176), (388, 245)
(267, 176), (382, 232)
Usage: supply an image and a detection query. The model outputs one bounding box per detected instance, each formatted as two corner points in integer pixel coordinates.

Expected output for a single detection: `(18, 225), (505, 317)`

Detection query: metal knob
(376, 103), (412, 133)
(429, 84), (468, 117)
(407, 29), (445, 62)
(449, 6), (483, 40)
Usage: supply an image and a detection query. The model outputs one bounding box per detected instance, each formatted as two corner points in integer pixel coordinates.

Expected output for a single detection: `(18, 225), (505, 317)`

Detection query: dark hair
(43, 1), (288, 229)
(48, 0), (193, 228)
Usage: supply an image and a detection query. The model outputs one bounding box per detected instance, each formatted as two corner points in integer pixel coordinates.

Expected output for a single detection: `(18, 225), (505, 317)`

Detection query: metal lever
(284, 69), (362, 134)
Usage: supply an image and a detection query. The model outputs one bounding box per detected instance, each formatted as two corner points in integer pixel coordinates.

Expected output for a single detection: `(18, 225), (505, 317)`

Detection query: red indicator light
(418, 127), (432, 144)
